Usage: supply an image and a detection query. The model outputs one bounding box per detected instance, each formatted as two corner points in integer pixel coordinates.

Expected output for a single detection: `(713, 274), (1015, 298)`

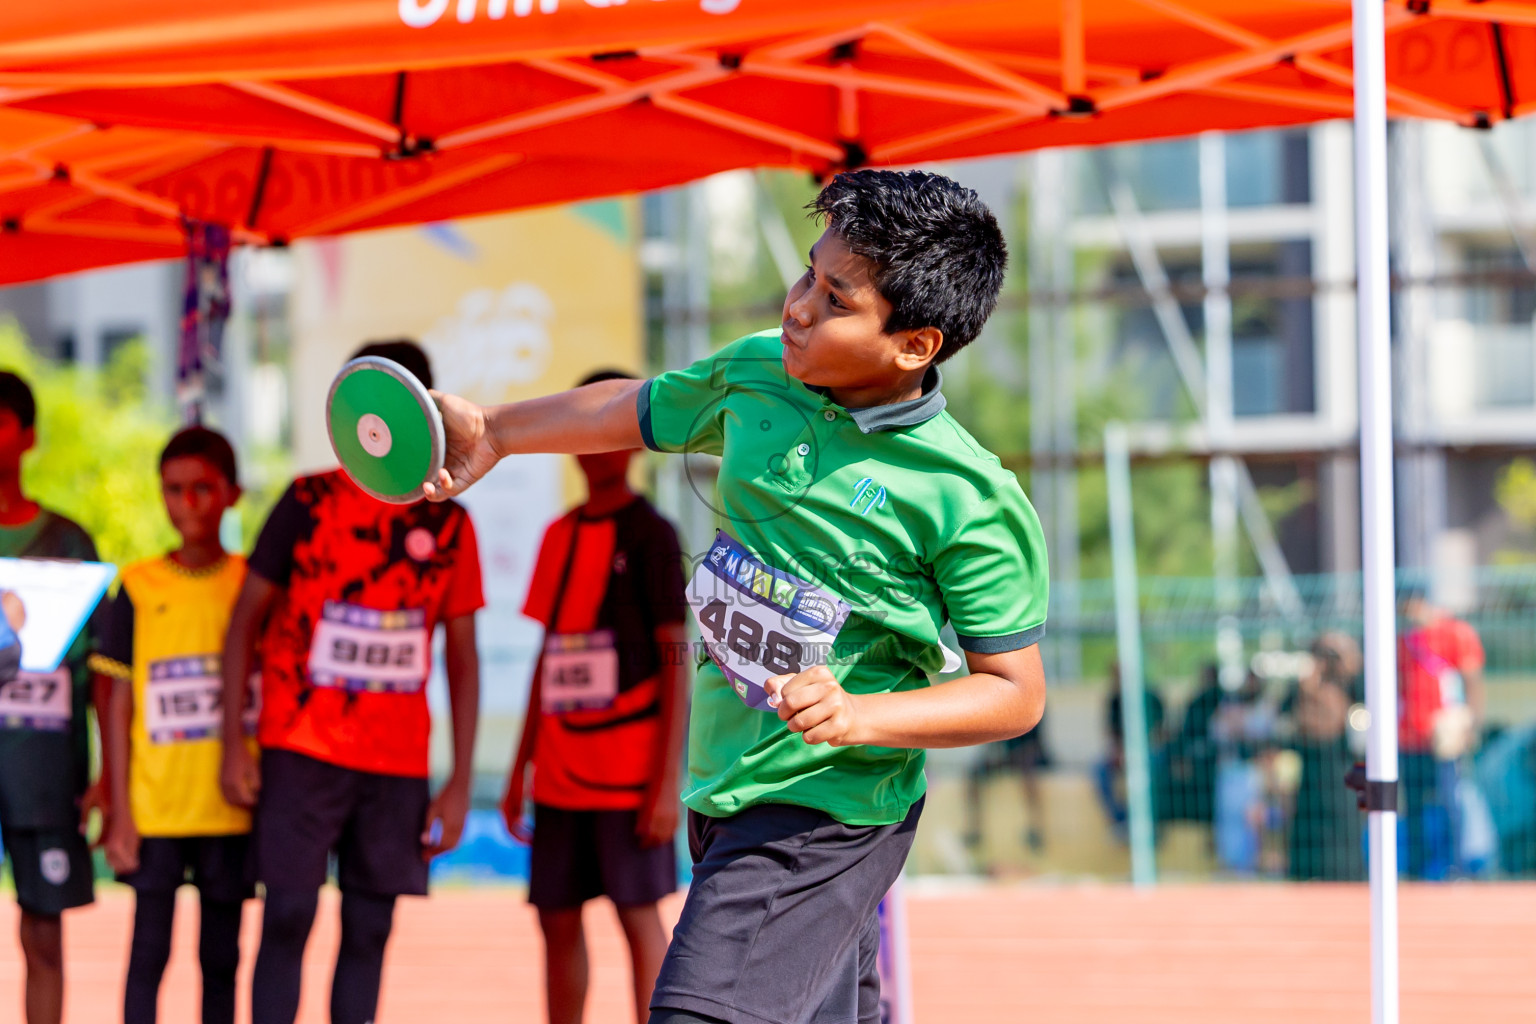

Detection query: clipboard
(0, 557), (116, 673)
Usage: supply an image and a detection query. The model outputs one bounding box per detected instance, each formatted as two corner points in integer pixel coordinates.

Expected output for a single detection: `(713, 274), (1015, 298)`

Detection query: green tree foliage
(1494, 457), (1536, 565)
(0, 321), (286, 568)
(0, 324), (178, 566)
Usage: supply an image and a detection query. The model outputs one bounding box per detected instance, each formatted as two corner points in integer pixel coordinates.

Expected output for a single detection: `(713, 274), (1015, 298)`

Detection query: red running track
(1, 883), (1530, 1022)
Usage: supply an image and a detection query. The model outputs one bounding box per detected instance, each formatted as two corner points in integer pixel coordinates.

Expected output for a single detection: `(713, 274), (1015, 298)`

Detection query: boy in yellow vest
(91, 427), (253, 1024)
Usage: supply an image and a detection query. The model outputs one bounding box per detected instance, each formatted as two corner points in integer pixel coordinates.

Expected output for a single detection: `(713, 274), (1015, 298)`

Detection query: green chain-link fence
(944, 568), (1536, 881)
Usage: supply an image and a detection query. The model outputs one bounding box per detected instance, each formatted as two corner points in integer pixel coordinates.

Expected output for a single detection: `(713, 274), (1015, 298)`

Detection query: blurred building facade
(0, 252), (292, 458)
(1034, 119), (1536, 594)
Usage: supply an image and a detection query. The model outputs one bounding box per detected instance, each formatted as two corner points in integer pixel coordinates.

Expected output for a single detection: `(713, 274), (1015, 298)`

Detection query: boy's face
(575, 449), (634, 491)
(0, 409), (35, 470)
(779, 228), (941, 389)
(161, 456), (239, 545)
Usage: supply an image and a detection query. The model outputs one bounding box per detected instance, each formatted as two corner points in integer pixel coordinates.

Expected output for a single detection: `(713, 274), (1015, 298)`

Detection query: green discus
(326, 356), (445, 504)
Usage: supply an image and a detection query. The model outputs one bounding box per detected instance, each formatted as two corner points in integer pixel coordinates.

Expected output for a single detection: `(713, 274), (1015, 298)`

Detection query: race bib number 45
(0, 668), (72, 732)
(307, 602), (430, 694)
(541, 630), (619, 714)
(686, 531), (851, 712)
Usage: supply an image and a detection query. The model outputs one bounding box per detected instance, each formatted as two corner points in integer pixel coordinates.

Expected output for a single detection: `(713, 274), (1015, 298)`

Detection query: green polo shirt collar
(802, 365), (946, 434)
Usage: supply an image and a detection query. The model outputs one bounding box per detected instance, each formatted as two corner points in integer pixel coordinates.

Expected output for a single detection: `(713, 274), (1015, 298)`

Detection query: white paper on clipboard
(0, 558), (116, 673)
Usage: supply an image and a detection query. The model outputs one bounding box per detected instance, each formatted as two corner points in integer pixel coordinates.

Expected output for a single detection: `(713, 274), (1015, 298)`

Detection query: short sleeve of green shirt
(934, 477), (1049, 654)
(638, 333), (769, 457)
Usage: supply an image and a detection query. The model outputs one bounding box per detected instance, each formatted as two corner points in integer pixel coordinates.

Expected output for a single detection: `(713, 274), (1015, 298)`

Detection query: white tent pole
(1351, 0), (1400, 1022)
(1104, 422), (1156, 887)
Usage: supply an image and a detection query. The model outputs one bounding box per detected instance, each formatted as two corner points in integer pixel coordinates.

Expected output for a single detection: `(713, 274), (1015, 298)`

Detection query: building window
(1461, 245), (1536, 409)
(102, 327), (141, 362)
(1104, 241), (1316, 419)
(1226, 129), (1311, 207)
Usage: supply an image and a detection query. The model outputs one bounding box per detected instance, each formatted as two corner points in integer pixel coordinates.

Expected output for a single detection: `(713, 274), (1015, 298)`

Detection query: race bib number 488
(307, 602), (430, 694)
(686, 531), (851, 712)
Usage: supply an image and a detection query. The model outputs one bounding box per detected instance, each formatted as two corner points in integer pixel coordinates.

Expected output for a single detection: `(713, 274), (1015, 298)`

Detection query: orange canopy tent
(2, 0), (1535, 283)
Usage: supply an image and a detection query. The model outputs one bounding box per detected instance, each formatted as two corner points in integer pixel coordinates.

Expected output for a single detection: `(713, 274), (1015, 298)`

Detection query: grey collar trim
(807, 365), (946, 433)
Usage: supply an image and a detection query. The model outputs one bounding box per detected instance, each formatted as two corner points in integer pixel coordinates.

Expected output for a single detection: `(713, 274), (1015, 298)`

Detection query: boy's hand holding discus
(422, 391), (500, 500)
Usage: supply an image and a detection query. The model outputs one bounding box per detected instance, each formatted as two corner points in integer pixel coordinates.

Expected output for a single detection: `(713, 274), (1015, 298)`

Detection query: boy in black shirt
(0, 372), (102, 1024)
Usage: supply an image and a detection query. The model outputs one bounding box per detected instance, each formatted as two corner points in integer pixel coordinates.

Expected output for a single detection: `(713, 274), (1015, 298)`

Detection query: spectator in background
(1285, 633), (1365, 881)
(501, 369), (690, 1024)
(963, 708), (1050, 857)
(0, 589), (25, 684)
(1210, 668), (1288, 875)
(1398, 591), (1486, 880)
(1095, 663), (1165, 840)
(1159, 664), (1222, 830)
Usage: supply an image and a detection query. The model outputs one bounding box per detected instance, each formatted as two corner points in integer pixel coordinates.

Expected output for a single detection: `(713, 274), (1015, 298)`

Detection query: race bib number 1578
(143, 655), (259, 744)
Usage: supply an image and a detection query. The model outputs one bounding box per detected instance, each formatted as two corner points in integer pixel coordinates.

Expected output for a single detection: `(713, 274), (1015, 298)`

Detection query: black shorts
(120, 834), (253, 903)
(252, 748), (431, 897)
(1, 827), (94, 916)
(528, 804), (676, 911)
(651, 798), (922, 1024)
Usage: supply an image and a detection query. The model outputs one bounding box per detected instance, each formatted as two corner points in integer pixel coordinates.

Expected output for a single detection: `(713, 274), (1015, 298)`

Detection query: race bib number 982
(686, 531), (851, 711)
(308, 602), (430, 694)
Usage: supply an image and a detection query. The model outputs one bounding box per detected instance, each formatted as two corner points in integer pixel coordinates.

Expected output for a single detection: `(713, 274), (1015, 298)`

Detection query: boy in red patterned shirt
(220, 341), (484, 1024)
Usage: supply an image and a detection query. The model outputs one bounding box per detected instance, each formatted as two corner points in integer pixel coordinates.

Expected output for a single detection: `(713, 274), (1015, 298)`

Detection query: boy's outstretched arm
(499, 652), (543, 844)
(765, 645), (1045, 749)
(637, 622), (691, 848)
(424, 379), (646, 500)
(421, 613), (479, 860)
(100, 674), (140, 874)
(220, 574), (277, 807)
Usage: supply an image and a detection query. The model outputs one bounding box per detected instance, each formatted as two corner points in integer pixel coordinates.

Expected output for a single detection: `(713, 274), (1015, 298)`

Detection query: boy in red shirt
(1398, 591), (1485, 880)
(503, 370), (690, 1024)
(220, 341), (484, 1024)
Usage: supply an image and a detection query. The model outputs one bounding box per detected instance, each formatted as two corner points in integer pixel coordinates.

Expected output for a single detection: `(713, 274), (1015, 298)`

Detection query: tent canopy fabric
(2, 0), (1534, 283)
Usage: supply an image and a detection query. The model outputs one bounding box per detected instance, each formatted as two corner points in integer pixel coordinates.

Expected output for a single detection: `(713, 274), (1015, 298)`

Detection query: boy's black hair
(350, 339), (433, 391)
(160, 426), (239, 487)
(809, 169), (1007, 363)
(0, 372), (37, 430)
(577, 368), (635, 388)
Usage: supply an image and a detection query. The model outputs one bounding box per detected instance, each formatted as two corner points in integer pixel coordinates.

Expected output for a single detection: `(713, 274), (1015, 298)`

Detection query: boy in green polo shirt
(426, 169), (1047, 1024)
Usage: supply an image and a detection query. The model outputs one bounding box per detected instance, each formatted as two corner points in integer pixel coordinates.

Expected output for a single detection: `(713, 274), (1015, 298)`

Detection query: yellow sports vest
(120, 555), (255, 837)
